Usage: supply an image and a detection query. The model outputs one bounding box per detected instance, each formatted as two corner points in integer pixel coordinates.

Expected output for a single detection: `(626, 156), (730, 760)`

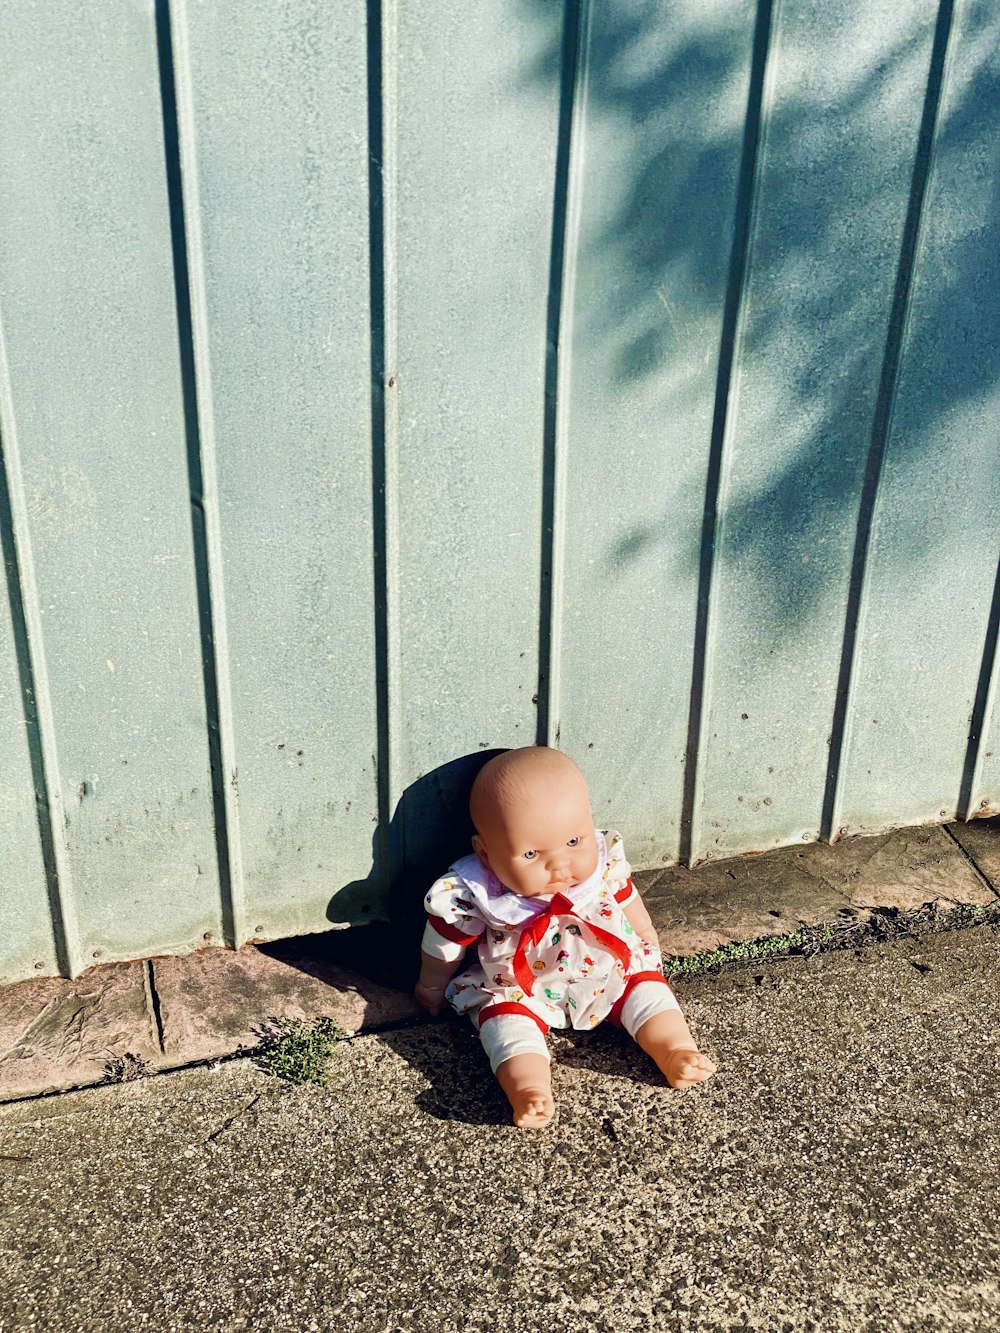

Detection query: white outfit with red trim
(421, 830), (680, 1072)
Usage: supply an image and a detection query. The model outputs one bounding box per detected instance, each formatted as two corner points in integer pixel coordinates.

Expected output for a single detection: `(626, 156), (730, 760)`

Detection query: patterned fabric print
(425, 831), (663, 1032)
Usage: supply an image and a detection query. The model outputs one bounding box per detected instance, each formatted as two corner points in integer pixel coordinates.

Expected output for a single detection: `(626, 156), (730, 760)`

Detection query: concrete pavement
(0, 922), (997, 1331)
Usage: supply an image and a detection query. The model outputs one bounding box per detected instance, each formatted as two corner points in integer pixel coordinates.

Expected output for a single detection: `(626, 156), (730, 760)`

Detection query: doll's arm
(414, 949), (464, 1017)
(622, 891), (661, 953)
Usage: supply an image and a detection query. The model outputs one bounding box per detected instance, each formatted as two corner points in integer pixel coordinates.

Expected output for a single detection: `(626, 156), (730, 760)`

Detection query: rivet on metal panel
(741, 713), (748, 720)
(34, 962), (44, 970)
(254, 926), (264, 935)
(92, 949), (103, 959)
(202, 932), (212, 942)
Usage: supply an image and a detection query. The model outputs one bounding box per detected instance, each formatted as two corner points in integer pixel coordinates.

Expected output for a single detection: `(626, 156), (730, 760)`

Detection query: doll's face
(472, 779), (598, 898)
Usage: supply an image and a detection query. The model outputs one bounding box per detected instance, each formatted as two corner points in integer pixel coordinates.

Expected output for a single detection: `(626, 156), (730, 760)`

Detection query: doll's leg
(479, 1013), (555, 1128)
(621, 982), (717, 1089)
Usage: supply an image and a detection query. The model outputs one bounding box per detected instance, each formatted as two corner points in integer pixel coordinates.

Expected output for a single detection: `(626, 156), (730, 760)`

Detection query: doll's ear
(471, 833), (490, 867)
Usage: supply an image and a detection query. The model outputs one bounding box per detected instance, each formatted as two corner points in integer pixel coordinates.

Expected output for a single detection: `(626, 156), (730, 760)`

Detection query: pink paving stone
(638, 823), (993, 959)
(0, 963), (157, 1101)
(0, 975), (66, 1059)
(832, 824), (996, 911)
(946, 816), (1000, 894)
(151, 942), (422, 1065)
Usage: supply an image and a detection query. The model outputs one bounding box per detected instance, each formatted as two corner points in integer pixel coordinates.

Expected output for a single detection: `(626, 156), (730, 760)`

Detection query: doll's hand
(414, 981), (448, 1017)
(661, 1048), (717, 1090)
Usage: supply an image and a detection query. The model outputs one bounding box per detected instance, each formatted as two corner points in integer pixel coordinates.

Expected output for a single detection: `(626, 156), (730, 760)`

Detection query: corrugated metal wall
(1, 0), (998, 983)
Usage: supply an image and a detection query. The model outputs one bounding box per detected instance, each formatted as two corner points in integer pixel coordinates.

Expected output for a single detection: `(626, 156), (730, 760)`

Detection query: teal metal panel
(170, 0), (379, 937)
(0, 1), (222, 972)
(692, 0), (937, 861)
(390, 1), (560, 792)
(556, 0), (759, 864)
(0, 517), (55, 984)
(1, 1), (998, 980)
(836, 0), (1000, 833)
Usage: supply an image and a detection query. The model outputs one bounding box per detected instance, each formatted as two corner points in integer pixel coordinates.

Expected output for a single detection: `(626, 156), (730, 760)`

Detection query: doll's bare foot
(657, 1047), (717, 1090)
(496, 1053), (555, 1129)
(635, 1011), (717, 1090)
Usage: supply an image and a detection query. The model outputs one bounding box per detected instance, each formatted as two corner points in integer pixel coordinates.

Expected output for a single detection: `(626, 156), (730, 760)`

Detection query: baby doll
(414, 745), (716, 1128)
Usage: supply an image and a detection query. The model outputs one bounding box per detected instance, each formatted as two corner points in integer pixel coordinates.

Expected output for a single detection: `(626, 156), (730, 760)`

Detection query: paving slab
(640, 822), (998, 957)
(151, 935), (421, 1065)
(0, 976), (66, 1058)
(947, 814), (1000, 890)
(0, 963), (157, 1101)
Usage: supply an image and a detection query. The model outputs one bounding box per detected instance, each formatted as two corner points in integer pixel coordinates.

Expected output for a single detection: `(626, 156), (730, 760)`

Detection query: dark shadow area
(376, 1019), (511, 1127)
(255, 922), (414, 1021)
(251, 751), (507, 1032)
(375, 1014), (667, 1127)
(321, 748), (507, 988)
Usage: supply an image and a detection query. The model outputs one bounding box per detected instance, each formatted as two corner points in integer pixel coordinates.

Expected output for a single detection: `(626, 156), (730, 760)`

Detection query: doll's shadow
(324, 749), (508, 993)
(376, 1016), (515, 1127)
(549, 1025), (667, 1090)
(378, 1017), (668, 1128)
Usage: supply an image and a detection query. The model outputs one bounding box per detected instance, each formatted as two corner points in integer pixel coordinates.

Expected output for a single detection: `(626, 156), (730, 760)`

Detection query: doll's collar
(450, 830), (607, 922)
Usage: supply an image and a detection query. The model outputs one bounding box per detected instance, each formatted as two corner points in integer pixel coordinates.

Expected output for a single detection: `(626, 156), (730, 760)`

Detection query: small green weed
(664, 923), (834, 979)
(254, 1017), (346, 1086)
(663, 898), (1000, 979)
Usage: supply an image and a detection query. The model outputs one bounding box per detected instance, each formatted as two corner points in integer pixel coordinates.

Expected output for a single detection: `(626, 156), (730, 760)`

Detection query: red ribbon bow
(512, 892), (632, 995)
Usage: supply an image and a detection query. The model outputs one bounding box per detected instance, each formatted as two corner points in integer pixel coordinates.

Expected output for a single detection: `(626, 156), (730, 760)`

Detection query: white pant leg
(478, 1014), (550, 1074)
(620, 980), (682, 1040)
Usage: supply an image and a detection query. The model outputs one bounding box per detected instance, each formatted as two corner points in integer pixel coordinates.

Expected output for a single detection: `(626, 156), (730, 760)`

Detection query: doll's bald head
(470, 746), (588, 827)
(470, 747), (597, 897)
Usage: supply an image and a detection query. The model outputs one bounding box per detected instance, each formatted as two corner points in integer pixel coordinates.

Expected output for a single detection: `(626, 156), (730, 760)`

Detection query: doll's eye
(522, 850), (537, 860)
(567, 836), (580, 847)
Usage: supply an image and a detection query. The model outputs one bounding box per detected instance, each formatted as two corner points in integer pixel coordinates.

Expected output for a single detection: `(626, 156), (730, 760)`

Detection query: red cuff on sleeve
(614, 878), (636, 904)
(426, 914), (481, 947)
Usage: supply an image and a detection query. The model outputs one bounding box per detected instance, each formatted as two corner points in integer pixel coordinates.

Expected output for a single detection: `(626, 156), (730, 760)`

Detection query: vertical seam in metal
(368, 0), (401, 888)
(820, 0), (956, 842)
(0, 314), (81, 978)
(679, 0), (775, 866)
(958, 549), (1000, 820)
(155, 0), (244, 947)
(537, 0), (587, 749)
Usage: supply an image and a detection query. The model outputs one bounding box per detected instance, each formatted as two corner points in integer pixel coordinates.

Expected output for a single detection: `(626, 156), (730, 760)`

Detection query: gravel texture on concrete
(0, 923), (997, 1332)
